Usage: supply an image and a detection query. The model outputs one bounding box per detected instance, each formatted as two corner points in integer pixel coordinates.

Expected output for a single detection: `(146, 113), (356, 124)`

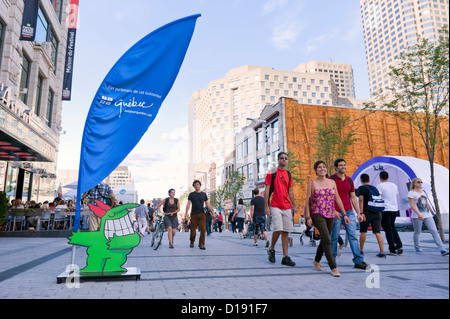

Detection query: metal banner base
(56, 267), (141, 284)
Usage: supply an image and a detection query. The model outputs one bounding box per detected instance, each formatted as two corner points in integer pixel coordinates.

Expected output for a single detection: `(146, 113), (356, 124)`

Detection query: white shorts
(270, 207), (294, 233)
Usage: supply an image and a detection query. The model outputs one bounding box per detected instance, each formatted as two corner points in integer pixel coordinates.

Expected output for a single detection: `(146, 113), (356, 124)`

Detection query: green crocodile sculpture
(68, 200), (140, 274)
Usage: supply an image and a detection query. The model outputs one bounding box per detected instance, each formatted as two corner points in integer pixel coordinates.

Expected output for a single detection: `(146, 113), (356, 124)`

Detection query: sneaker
(387, 251), (397, 256)
(416, 249), (424, 254)
(199, 246), (206, 250)
(396, 248), (403, 255)
(253, 242), (258, 247)
(268, 249), (276, 263)
(376, 253), (387, 258)
(354, 261), (368, 270)
(190, 243), (194, 248)
(441, 250), (449, 256)
(281, 256), (295, 266)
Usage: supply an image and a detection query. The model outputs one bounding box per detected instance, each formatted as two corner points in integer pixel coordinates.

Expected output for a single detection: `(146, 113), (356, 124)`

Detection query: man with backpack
(264, 152), (298, 267)
(329, 159), (369, 270)
(357, 173), (386, 258)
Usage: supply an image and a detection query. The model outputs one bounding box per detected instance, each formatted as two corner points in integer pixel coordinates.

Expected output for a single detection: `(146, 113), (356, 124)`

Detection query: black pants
(312, 214), (336, 270)
(381, 211), (403, 253)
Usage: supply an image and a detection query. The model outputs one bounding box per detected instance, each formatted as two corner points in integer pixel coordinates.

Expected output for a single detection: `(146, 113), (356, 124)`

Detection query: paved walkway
(0, 229), (448, 300)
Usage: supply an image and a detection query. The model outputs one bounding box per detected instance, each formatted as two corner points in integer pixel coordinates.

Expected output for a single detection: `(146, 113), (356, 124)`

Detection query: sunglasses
(416, 181), (423, 184)
(279, 157), (288, 160)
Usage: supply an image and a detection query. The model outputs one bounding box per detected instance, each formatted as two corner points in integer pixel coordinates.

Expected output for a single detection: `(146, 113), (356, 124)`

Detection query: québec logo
(100, 96), (154, 118)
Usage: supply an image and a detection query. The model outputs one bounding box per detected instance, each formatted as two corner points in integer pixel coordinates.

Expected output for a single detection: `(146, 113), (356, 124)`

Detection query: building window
(46, 89), (54, 127)
(0, 22), (5, 70)
(35, 75), (43, 116)
(19, 55), (31, 104)
(256, 129), (263, 151)
(50, 0), (64, 22)
(36, 8), (59, 72)
(271, 120), (279, 143)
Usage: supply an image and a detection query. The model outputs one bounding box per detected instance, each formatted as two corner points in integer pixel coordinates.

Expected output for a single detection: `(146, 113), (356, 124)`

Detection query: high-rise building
(294, 61), (356, 98)
(104, 166), (134, 187)
(188, 62), (365, 188)
(1, 1), (72, 202)
(360, 0), (449, 97)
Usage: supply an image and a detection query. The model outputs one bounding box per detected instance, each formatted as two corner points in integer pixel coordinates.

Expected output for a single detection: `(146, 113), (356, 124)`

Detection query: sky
(57, 0), (370, 200)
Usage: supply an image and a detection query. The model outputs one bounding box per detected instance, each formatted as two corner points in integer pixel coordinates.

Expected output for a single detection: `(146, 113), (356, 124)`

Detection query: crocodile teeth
(104, 214), (134, 239)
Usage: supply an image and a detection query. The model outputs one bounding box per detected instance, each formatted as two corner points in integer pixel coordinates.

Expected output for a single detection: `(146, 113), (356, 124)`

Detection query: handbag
(308, 180), (315, 213)
(423, 190), (440, 230)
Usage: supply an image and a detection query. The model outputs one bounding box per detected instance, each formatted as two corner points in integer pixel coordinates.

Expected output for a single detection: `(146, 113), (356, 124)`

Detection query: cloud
(122, 150), (164, 168)
(262, 0), (288, 16)
(160, 125), (188, 142)
(341, 16), (363, 43)
(305, 31), (339, 52)
(128, 161), (188, 199)
(263, 0), (305, 49)
(271, 21), (302, 49)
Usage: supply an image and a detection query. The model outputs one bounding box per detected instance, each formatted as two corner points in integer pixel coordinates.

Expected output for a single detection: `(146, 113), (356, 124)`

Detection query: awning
(0, 129), (52, 162)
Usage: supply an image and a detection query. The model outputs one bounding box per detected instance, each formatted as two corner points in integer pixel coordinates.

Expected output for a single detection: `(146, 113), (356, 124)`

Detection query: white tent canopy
(351, 156), (449, 231)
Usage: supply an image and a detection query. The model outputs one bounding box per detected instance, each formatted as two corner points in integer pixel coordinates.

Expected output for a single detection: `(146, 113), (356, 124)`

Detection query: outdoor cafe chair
(38, 210), (52, 230)
(4, 213), (26, 231)
(52, 209), (68, 230)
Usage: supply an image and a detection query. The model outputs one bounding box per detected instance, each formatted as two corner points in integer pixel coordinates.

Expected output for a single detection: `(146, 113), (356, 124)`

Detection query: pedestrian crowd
(107, 153), (447, 278)
(8, 153), (446, 278)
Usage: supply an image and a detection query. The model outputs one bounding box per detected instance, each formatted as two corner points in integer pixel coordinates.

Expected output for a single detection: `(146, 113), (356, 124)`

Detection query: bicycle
(151, 212), (171, 250)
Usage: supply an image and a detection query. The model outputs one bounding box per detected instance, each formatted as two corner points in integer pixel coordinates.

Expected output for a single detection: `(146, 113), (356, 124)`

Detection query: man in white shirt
(376, 171), (403, 255)
(134, 199), (150, 237)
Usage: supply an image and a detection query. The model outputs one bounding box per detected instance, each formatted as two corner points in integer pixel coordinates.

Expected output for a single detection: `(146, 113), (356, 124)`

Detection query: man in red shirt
(264, 152), (298, 266)
(329, 158), (368, 270)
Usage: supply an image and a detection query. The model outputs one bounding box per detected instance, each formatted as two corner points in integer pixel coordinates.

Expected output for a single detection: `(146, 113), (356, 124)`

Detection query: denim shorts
(253, 216), (266, 234)
(164, 214), (178, 229)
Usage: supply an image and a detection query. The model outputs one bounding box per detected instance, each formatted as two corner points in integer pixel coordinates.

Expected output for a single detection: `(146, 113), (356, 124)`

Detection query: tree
(313, 111), (358, 171)
(211, 185), (226, 210)
(223, 170), (246, 208)
(286, 150), (305, 185)
(365, 27), (449, 241)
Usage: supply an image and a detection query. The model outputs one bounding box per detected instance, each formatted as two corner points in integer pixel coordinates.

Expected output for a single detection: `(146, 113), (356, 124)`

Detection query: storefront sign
(0, 83), (30, 124)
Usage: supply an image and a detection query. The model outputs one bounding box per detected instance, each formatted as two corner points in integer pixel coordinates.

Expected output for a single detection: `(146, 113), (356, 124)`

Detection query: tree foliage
(365, 27), (449, 241)
(313, 111), (358, 171)
(286, 150), (305, 184)
(223, 169), (246, 207)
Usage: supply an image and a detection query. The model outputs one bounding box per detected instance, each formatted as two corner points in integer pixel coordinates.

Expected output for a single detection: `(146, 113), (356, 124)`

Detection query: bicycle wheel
(151, 222), (158, 247)
(154, 223), (164, 250)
